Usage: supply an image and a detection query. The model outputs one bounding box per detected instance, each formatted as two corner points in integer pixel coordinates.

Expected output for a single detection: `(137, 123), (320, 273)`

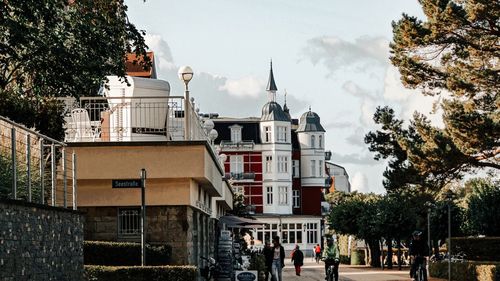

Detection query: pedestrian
(314, 243), (321, 263)
(263, 241), (273, 281)
(291, 245), (304, 276)
(271, 236), (285, 281)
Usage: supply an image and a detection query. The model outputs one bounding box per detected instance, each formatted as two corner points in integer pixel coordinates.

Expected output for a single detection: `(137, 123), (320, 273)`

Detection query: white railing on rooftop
(63, 96), (209, 143)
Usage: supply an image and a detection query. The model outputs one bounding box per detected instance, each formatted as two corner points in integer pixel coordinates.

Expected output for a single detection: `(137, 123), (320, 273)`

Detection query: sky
(125, 0), (442, 194)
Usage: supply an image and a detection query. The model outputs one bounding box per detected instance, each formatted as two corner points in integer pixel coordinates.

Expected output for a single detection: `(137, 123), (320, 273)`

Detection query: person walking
(271, 236), (285, 281)
(314, 243), (322, 263)
(291, 245), (304, 276)
(263, 241), (273, 281)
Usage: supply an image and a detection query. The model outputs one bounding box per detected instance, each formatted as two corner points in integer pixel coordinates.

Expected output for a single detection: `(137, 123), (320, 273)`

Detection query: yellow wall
(67, 143), (225, 208)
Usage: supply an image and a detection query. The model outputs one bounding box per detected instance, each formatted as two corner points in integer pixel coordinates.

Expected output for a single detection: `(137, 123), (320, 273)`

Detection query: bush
(350, 250), (365, 265)
(85, 265), (197, 281)
(84, 241), (172, 266)
(429, 260), (500, 281)
(451, 237), (500, 261)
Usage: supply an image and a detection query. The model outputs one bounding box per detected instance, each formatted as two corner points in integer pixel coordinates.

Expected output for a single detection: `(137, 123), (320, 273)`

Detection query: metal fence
(63, 96), (209, 143)
(0, 116), (77, 209)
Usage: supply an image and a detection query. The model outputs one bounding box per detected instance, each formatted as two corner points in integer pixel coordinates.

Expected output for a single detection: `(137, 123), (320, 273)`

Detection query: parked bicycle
(200, 256), (220, 281)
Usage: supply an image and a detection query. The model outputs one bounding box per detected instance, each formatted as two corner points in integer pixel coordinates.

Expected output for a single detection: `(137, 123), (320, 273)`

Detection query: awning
(218, 215), (267, 228)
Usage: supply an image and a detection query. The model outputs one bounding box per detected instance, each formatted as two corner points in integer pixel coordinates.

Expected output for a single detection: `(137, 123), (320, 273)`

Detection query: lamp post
(425, 202), (433, 257)
(178, 66), (193, 140)
(445, 190), (454, 281)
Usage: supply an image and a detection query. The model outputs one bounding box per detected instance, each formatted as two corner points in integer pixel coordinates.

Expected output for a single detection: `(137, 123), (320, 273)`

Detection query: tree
(387, 0), (499, 182)
(465, 177), (500, 236)
(0, 0), (150, 138)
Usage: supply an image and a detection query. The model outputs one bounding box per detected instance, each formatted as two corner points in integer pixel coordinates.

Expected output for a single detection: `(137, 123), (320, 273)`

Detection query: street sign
(112, 179), (142, 188)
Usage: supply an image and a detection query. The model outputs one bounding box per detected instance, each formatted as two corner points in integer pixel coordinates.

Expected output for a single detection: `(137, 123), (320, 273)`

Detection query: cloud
(301, 36), (389, 74)
(345, 127), (366, 148)
(219, 76), (266, 98)
(351, 172), (370, 193)
(342, 81), (377, 101)
(144, 34), (176, 71)
(324, 121), (353, 129)
(330, 151), (379, 166)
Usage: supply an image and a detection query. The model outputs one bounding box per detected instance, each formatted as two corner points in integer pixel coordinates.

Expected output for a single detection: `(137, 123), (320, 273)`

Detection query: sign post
(140, 169), (147, 266)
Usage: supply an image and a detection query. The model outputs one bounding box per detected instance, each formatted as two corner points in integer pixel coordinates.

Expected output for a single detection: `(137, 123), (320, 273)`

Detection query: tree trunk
(396, 239), (402, 270)
(386, 239), (393, 269)
(367, 240), (381, 267)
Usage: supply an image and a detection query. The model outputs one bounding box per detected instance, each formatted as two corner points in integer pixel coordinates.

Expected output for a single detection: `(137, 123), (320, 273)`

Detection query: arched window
(319, 135), (323, 148)
(311, 135), (316, 148)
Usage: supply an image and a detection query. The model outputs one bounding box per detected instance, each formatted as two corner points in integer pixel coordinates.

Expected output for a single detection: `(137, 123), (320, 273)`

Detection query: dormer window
(230, 125), (242, 143)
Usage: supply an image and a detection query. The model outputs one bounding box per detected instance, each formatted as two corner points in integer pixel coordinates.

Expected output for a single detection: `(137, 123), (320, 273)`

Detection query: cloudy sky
(125, 0), (442, 194)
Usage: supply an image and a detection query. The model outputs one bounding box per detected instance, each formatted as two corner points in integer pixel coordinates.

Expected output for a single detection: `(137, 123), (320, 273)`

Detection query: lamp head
(178, 66), (194, 83)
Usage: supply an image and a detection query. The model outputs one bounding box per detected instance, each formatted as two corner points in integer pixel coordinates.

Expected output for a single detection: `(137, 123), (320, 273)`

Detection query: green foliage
(451, 237), (500, 262)
(84, 265), (197, 281)
(248, 253), (266, 281)
(229, 192), (248, 217)
(0, 0), (150, 138)
(429, 260), (500, 281)
(465, 178), (500, 236)
(84, 241), (172, 266)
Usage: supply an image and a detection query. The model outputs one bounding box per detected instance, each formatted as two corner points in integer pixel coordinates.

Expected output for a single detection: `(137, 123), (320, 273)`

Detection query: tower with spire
(260, 61), (292, 214)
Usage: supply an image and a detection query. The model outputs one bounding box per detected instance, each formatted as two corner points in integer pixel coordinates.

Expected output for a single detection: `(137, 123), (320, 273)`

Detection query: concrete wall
(0, 199), (84, 281)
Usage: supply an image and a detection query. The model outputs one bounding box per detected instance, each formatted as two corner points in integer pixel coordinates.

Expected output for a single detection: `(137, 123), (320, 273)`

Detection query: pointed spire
(266, 59), (278, 92)
(283, 89), (289, 112)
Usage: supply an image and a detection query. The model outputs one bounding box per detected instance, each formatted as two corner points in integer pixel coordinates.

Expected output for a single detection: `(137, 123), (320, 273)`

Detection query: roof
(213, 120), (262, 144)
(261, 101), (290, 122)
(296, 110), (325, 132)
(125, 52), (156, 78)
(266, 61), (278, 92)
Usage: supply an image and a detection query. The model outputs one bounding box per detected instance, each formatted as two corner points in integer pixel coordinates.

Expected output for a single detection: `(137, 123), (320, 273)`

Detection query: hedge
(84, 241), (172, 266)
(451, 237), (500, 261)
(85, 265), (197, 281)
(429, 260), (500, 281)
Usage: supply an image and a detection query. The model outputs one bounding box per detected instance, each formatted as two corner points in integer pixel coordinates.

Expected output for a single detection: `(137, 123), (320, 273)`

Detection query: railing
(63, 96), (209, 143)
(219, 140), (255, 150)
(0, 116), (77, 209)
(226, 172), (255, 181)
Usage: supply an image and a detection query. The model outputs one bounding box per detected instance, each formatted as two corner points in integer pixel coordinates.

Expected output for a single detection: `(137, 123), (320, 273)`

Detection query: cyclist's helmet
(412, 230), (423, 237)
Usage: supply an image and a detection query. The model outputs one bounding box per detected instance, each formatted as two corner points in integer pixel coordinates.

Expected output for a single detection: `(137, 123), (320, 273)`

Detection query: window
(230, 155), (243, 174)
(311, 135), (316, 148)
(280, 223), (302, 244)
(278, 186), (288, 205)
(266, 186), (273, 205)
(277, 156), (288, 173)
(277, 126), (287, 142)
(292, 160), (300, 178)
(293, 190), (300, 208)
(230, 125), (242, 143)
(264, 126), (272, 143)
(265, 156), (272, 173)
(311, 160), (316, 177)
(255, 223), (279, 244)
(118, 208), (140, 237)
(319, 135), (323, 148)
(319, 160), (323, 177)
(233, 186), (245, 195)
(306, 223), (318, 244)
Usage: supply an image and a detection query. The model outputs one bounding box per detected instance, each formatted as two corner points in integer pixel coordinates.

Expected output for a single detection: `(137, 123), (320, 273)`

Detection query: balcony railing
(225, 172), (255, 181)
(62, 96), (208, 143)
(219, 140), (255, 150)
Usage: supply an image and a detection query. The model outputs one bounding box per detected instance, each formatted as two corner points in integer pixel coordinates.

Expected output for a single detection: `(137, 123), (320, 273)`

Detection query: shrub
(429, 260), (500, 281)
(339, 255), (350, 265)
(451, 237), (500, 262)
(85, 265), (197, 281)
(84, 241), (172, 266)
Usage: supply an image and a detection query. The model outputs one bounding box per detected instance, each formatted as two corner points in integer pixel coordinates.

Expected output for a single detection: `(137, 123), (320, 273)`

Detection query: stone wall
(81, 205), (215, 266)
(0, 198), (84, 281)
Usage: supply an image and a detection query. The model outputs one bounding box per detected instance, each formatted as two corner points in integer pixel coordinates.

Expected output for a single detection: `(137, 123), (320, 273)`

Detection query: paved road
(281, 259), (412, 281)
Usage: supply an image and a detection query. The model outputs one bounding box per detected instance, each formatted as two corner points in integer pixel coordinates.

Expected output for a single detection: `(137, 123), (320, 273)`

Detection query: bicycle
(413, 256), (427, 281)
(200, 256), (220, 281)
(321, 257), (339, 281)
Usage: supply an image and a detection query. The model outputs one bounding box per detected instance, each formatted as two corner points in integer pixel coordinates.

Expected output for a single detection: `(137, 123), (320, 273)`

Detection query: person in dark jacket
(263, 241), (273, 281)
(271, 236), (285, 281)
(291, 245), (304, 276)
(409, 230), (429, 281)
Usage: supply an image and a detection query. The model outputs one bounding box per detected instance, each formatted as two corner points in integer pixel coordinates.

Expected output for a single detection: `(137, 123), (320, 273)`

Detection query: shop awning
(218, 215), (267, 228)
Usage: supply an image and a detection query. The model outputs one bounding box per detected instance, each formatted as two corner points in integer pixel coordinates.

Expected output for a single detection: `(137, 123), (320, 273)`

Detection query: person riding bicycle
(322, 237), (340, 281)
(409, 230), (429, 281)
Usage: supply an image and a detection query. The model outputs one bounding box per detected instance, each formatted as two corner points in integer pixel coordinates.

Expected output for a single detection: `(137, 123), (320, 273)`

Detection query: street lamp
(424, 202), (434, 257)
(178, 66), (194, 140)
(445, 190), (454, 281)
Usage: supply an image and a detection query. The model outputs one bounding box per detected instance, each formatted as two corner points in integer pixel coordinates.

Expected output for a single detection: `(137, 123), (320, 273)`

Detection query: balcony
(219, 140), (255, 150)
(225, 172), (255, 182)
(62, 95), (209, 143)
